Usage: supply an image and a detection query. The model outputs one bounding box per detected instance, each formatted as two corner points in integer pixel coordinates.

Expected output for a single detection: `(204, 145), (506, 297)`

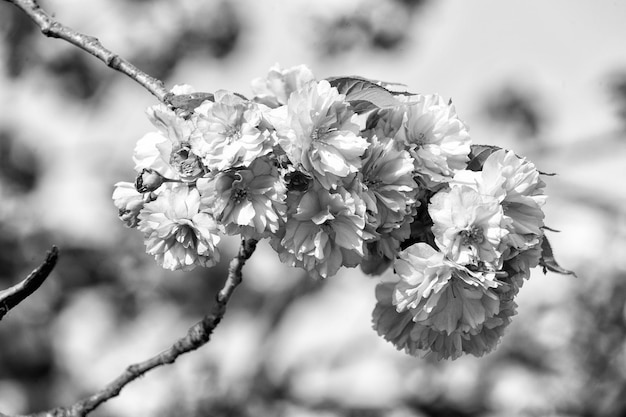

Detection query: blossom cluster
(113, 64), (554, 359)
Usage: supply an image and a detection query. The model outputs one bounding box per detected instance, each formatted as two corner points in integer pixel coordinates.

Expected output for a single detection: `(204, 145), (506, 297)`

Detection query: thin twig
(19, 238), (257, 417)
(0, 3), (260, 416)
(3, 0), (171, 103)
(0, 246), (59, 321)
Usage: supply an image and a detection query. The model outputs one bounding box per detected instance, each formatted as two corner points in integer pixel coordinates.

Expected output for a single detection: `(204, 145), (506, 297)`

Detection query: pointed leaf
(169, 92), (215, 111)
(347, 99), (380, 114)
(466, 144), (502, 171)
(327, 76), (402, 110)
(539, 236), (576, 277)
(538, 170), (557, 176)
(348, 76), (415, 95)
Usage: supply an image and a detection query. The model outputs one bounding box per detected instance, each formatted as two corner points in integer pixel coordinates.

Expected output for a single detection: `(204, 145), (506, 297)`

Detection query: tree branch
(0, 246), (59, 321)
(3, 0), (171, 103)
(18, 238), (257, 417)
(0, 3), (262, 416)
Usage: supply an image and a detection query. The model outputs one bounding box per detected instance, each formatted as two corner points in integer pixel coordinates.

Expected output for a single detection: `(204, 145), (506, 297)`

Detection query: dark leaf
(539, 170), (557, 176)
(169, 92), (215, 111)
(347, 76), (415, 95)
(348, 99), (380, 114)
(466, 144), (502, 171)
(327, 76), (401, 109)
(539, 236), (576, 277)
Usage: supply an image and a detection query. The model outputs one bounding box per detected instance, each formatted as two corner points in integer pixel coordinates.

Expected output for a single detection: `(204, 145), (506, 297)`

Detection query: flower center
(311, 128), (322, 141)
(171, 146), (203, 179)
(460, 225), (484, 245)
(231, 187), (248, 203)
(311, 126), (336, 142)
(414, 131), (427, 146)
(224, 125), (242, 142)
(364, 176), (382, 188)
(175, 225), (198, 249)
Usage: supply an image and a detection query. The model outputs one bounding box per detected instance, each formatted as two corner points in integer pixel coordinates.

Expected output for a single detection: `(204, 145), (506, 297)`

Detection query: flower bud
(135, 169), (166, 193)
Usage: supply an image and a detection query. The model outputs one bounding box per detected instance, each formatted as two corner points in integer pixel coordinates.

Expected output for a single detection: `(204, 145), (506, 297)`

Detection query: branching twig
(0, 2), (262, 416)
(3, 0), (171, 103)
(17, 238), (257, 417)
(0, 246), (59, 321)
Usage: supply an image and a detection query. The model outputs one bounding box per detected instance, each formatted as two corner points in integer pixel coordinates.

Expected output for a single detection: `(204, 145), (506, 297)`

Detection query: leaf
(466, 144), (502, 171)
(327, 76), (402, 111)
(348, 99), (380, 114)
(349, 76), (414, 95)
(539, 236), (577, 277)
(169, 92), (215, 111)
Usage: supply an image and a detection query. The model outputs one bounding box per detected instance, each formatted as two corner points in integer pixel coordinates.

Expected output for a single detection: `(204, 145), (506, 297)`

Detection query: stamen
(231, 187), (248, 203)
(170, 146), (203, 179)
(460, 226), (484, 245)
(311, 128), (320, 141)
(223, 125), (242, 142)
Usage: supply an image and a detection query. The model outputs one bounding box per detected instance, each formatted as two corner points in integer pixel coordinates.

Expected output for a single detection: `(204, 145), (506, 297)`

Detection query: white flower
(429, 185), (507, 267)
(452, 149), (546, 254)
(197, 157), (286, 239)
(502, 238), (543, 287)
(191, 91), (273, 171)
(360, 135), (417, 230)
(372, 248), (514, 360)
(272, 80), (369, 190)
(133, 105), (204, 182)
(372, 282), (465, 360)
(112, 181), (148, 228)
(137, 184), (221, 271)
(393, 243), (500, 335)
(459, 288), (518, 358)
(363, 212), (413, 264)
(251, 64), (316, 107)
(275, 184), (366, 279)
(393, 94), (471, 186)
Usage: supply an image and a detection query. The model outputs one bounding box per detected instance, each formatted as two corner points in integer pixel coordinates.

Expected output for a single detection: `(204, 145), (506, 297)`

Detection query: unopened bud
(135, 169), (165, 193)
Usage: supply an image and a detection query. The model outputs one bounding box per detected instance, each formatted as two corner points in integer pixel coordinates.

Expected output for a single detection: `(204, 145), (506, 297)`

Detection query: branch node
(192, 320), (212, 344)
(126, 364), (141, 377)
(105, 54), (120, 68)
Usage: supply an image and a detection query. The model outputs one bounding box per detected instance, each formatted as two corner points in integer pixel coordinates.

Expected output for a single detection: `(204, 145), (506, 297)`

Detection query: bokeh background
(1, 0), (626, 416)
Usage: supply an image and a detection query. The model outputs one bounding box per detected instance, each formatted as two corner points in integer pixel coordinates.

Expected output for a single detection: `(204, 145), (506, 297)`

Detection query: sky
(1, 1), (626, 414)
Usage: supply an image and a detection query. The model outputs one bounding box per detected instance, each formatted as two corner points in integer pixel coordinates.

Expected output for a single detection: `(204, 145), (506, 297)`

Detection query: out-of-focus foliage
(0, 0), (242, 100)
(0, 130), (40, 195)
(314, 0), (430, 56)
(1, 0), (625, 416)
(608, 70), (626, 132)
(483, 85), (546, 140)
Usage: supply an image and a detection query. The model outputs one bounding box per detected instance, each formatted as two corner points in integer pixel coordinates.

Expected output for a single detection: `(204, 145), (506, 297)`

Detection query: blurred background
(1, 0), (626, 416)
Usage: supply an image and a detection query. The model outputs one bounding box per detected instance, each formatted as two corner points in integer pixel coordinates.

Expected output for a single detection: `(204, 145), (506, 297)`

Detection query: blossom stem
(3, 0), (171, 104)
(12, 238), (257, 417)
